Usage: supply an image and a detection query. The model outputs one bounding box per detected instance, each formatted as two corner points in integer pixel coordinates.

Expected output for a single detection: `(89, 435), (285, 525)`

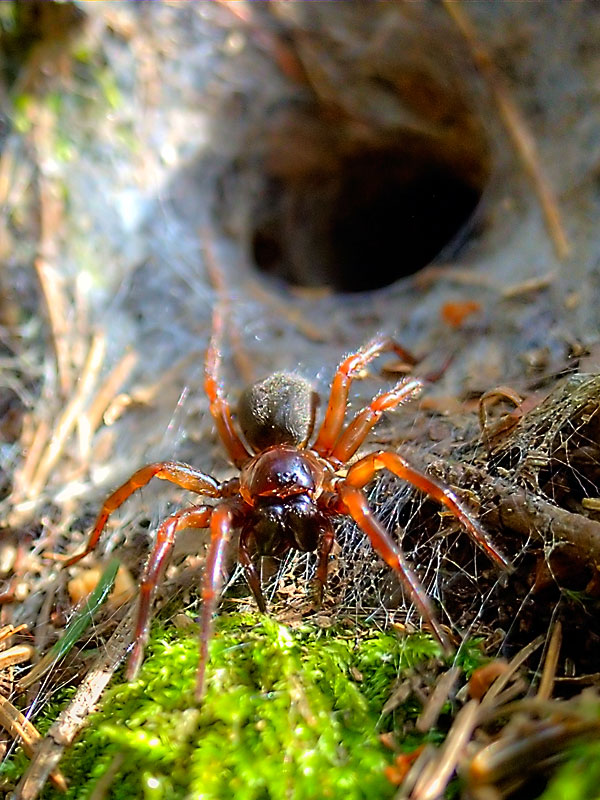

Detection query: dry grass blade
(27, 331), (106, 501)
(501, 270), (558, 299)
(0, 646), (34, 672)
(9, 419), (50, 512)
(31, 78), (75, 397)
(12, 607), (135, 800)
(406, 699), (480, 800)
(554, 672), (600, 688)
(467, 716), (600, 793)
(537, 620), (561, 702)
(416, 666), (460, 734)
(464, 627), (596, 796)
(443, 1), (570, 260)
(0, 696), (66, 793)
(79, 349), (138, 457)
(34, 259), (72, 400)
(0, 624), (28, 644)
(102, 349), (204, 421)
(88, 753), (125, 800)
(479, 635), (544, 711)
(393, 621), (595, 799)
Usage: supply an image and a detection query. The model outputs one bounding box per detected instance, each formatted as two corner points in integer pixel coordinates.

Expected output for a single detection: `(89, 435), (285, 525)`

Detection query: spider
(62, 317), (510, 701)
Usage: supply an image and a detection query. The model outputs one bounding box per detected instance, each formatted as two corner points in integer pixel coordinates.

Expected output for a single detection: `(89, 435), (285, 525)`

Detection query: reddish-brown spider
(62, 316), (510, 701)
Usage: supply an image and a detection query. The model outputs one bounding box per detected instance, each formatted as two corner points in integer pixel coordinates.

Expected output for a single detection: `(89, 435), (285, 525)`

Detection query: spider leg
(313, 336), (417, 457)
(313, 522), (335, 605)
(196, 498), (246, 702)
(204, 305), (252, 468)
(126, 504), (213, 681)
(59, 462), (222, 567)
(238, 528), (267, 612)
(331, 377), (423, 463)
(345, 451), (511, 569)
(338, 483), (452, 652)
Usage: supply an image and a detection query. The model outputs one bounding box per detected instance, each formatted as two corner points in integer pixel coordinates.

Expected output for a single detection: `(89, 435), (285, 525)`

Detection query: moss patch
(3, 614), (470, 799)
(4, 614), (595, 800)
(539, 738), (600, 800)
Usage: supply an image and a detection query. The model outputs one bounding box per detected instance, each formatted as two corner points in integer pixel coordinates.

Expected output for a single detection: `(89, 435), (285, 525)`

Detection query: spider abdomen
(247, 493), (328, 554)
(237, 373), (316, 451)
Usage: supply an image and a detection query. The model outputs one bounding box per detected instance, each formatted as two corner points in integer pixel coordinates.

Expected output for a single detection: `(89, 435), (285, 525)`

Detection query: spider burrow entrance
(213, 7), (492, 294)
(250, 143), (490, 293)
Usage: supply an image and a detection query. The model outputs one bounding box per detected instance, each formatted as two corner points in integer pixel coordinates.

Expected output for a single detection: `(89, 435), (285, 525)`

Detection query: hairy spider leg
(60, 462), (222, 567)
(204, 306), (252, 467)
(126, 504), (213, 681)
(331, 377), (424, 464)
(313, 522), (335, 604)
(338, 483), (452, 652)
(238, 528), (267, 612)
(196, 498), (246, 702)
(313, 336), (417, 457)
(345, 451), (511, 570)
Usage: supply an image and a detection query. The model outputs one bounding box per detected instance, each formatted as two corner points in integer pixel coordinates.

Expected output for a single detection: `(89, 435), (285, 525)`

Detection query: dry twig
(396, 442), (600, 569)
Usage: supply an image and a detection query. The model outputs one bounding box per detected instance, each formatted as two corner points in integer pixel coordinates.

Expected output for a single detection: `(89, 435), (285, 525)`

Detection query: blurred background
(1, 0), (597, 504)
(1, 0), (600, 667)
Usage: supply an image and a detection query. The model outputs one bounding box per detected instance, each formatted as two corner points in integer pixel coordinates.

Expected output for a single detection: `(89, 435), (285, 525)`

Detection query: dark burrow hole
(250, 144), (488, 294)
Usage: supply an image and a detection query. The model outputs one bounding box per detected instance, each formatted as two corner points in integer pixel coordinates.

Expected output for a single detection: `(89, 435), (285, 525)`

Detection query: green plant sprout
(19, 558), (120, 691)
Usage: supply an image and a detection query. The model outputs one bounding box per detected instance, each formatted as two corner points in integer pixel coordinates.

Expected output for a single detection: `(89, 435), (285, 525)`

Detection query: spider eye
(237, 372), (316, 452)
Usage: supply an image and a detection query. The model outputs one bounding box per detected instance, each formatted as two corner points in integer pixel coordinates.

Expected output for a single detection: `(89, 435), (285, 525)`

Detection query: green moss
(539, 735), (600, 800)
(5, 615), (465, 800)
(5, 615), (596, 800)
(3, 614), (598, 800)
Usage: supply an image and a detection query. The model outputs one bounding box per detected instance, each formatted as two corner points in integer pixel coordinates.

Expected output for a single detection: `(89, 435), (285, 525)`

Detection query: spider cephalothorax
(62, 318), (510, 701)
